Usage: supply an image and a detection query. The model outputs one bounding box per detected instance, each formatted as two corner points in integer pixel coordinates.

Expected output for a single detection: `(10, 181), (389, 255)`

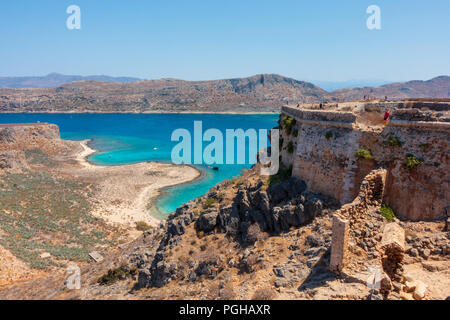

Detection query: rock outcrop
(134, 166), (335, 289)
(0, 150), (28, 172)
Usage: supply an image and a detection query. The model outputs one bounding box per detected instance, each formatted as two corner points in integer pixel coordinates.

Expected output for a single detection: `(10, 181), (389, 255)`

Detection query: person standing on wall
(384, 109), (391, 125)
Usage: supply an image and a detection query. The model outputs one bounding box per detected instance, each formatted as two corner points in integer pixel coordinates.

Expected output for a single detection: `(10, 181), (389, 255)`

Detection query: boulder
(404, 281), (416, 292)
(268, 177), (306, 205)
(409, 248), (419, 257)
(167, 219), (185, 236)
(40, 252), (51, 259)
(413, 281), (427, 300)
(421, 248), (431, 260)
(196, 211), (218, 233)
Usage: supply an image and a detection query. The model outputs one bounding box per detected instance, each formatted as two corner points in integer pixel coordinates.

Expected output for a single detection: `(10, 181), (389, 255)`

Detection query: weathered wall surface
(282, 107), (361, 204)
(281, 105), (449, 221)
(366, 123), (449, 221)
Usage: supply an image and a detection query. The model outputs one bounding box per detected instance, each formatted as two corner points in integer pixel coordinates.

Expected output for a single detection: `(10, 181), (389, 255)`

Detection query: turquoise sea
(1, 113), (279, 219)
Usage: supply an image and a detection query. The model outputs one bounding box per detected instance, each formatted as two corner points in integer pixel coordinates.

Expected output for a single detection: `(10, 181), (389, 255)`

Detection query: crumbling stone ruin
(277, 101), (449, 299)
(329, 215), (349, 272)
(329, 168), (387, 272)
(380, 223), (405, 281)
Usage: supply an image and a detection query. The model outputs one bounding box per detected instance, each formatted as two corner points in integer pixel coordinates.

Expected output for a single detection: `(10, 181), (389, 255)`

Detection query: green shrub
(136, 221), (152, 232)
(203, 198), (217, 209)
(282, 117), (296, 135)
(387, 135), (403, 147)
(97, 264), (136, 285)
(24, 149), (56, 166)
(355, 148), (374, 160)
(325, 131), (333, 140)
(380, 205), (396, 222)
(0, 172), (112, 269)
(267, 165), (292, 187)
(287, 141), (294, 154)
(292, 129), (298, 137)
(403, 154), (423, 170)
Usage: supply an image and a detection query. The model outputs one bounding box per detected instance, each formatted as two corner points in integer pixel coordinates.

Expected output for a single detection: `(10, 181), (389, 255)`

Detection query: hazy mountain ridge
(0, 73), (142, 89)
(312, 79), (391, 91)
(331, 76), (450, 100)
(0, 74), (448, 113)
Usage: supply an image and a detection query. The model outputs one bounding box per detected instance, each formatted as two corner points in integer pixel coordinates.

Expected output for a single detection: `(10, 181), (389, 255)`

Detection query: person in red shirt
(384, 109), (391, 125)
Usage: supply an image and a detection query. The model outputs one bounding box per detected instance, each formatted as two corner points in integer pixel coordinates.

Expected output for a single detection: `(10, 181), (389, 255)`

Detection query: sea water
(0, 113), (279, 218)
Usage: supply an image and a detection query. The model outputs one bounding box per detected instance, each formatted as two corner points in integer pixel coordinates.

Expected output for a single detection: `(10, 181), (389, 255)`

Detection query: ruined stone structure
(329, 168), (387, 272)
(280, 102), (449, 221)
(334, 168), (387, 219)
(380, 223), (405, 281)
(329, 214), (349, 272)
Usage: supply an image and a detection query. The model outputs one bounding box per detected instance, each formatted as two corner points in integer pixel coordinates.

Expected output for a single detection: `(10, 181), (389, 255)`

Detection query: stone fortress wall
(279, 101), (449, 221)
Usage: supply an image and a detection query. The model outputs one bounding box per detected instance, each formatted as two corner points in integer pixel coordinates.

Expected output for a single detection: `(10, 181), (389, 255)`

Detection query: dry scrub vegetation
(0, 170), (115, 269)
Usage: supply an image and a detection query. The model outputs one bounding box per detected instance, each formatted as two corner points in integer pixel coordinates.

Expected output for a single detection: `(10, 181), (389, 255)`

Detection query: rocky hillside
(332, 76), (450, 101)
(1, 74), (448, 113)
(1, 161), (448, 300)
(0, 73), (141, 89)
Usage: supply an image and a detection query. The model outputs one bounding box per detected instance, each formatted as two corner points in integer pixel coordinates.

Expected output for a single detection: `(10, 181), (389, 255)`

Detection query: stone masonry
(281, 103), (449, 221)
(329, 168), (387, 272)
(330, 214), (349, 272)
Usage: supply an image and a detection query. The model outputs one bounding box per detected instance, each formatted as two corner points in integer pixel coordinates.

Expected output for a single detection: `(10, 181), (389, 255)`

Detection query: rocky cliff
(0, 123), (74, 173)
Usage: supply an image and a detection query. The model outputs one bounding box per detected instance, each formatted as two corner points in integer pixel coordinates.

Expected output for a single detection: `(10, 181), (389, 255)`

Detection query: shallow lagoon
(1, 113), (279, 218)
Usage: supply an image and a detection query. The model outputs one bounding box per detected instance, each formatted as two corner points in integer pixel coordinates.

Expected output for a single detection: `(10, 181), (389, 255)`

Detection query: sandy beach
(67, 140), (201, 229)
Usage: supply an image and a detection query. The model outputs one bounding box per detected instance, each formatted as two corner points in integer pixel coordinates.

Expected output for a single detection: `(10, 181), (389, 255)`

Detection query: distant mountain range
(331, 76), (450, 101)
(311, 79), (392, 91)
(0, 74), (448, 113)
(0, 73), (142, 89)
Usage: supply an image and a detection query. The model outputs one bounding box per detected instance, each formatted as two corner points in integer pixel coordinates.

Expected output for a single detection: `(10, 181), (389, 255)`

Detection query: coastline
(0, 110), (280, 115)
(75, 139), (202, 228)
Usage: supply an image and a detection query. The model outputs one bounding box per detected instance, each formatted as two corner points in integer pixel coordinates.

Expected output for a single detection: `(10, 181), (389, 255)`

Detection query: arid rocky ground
(0, 116), (448, 300)
(0, 123), (199, 286)
(0, 160), (448, 300)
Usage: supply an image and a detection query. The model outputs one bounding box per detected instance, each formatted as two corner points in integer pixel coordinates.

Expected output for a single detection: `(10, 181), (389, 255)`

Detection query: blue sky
(0, 0), (449, 82)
